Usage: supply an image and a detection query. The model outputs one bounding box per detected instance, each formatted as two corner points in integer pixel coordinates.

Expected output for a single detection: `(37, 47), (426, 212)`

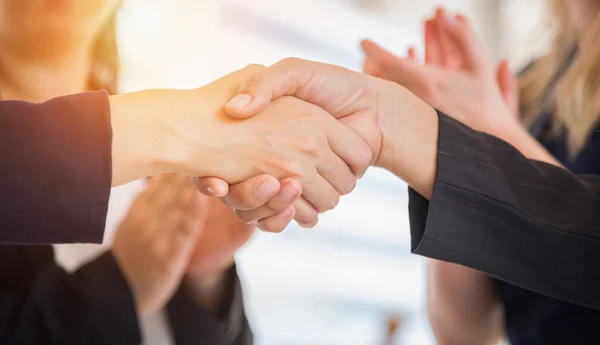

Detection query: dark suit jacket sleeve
(0, 91), (112, 244)
(0, 250), (140, 345)
(166, 267), (253, 345)
(409, 112), (600, 311)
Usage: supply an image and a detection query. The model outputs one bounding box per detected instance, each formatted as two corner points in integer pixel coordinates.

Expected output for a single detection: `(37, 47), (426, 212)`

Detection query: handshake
(112, 58), (440, 232)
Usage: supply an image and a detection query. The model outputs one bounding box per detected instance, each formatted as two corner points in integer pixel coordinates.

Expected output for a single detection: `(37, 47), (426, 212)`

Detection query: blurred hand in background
(361, 8), (520, 135)
(183, 195), (255, 312)
(112, 174), (205, 316)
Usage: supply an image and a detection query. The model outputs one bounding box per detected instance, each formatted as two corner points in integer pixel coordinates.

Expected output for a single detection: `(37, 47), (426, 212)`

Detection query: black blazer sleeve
(0, 247), (140, 345)
(409, 112), (600, 311)
(0, 91), (112, 244)
(166, 267), (253, 345)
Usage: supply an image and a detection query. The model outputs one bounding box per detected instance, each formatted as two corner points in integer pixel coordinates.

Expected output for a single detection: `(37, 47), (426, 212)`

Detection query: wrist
(109, 88), (226, 184)
(184, 269), (232, 313)
(109, 92), (169, 186)
(373, 81), (439, 198)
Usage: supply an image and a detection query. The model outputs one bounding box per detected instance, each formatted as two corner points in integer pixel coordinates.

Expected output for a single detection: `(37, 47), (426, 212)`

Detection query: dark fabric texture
(409, 112), (600, 316)
(0, 245), (252, 345)
(0, 246), (141, 344)
(167, 267), (253, 345)
(495, 53), (600, 345)
(0, 91), (112, 244)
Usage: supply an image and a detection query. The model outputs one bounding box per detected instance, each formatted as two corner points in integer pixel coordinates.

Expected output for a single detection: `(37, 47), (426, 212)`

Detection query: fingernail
(279, 183), (300, 200)
(206, 186), (226, 197)
(226, 93), (252, 110)
(255, 181), (278, 200)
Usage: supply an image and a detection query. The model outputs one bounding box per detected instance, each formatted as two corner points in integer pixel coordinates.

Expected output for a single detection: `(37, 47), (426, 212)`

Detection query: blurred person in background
(0, 1), (259, 343)
(362, 1), (600, 344)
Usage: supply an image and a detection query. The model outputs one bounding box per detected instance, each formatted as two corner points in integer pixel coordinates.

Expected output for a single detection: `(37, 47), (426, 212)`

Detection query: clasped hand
(196, 58), (437, 232)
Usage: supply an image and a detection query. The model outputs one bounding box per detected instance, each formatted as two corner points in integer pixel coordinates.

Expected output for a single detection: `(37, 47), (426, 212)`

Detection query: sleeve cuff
(166, 266), (249, 345)
(75, 251), (141, 344)
(408, 111), (600, 310)
(0, 90), (112, 244)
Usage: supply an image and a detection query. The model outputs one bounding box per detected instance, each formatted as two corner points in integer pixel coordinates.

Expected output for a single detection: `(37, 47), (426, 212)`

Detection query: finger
(435, 8), (462, 70)
(168, 193), (205, 256)
(234, 178), (302, 223)
(424, 18), (442, 66)
(293, 197), (319, 228)
(360, 39), (422, 86)
(322, 110), (373, 177)
(160, 179), (200, 235)
(221, 175), (281, 210)
(224, 57), (352, 119)
(497, 59), (519, 118)
(407, 47), (417, 61)
(194, 177), (229, 197)
(300, 169), (340, 214)
(363, 55), (384, 78)
(448, 13), (489, 72)
(257, 205), (296, 233)
(145, 174), (191, 209)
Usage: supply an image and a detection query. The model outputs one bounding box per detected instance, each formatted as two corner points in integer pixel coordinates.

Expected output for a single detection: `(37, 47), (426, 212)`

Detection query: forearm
(109, 89), (218, 187)
(428, 260), (502, 345)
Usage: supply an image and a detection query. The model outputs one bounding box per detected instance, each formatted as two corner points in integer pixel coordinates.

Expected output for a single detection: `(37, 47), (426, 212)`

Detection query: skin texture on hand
(108, 65), (268, 187)
(195, 175), (302, 232)
(197, 58), (440, 232)
(112, 174), (205, 316)
(112, 64), (373, 230)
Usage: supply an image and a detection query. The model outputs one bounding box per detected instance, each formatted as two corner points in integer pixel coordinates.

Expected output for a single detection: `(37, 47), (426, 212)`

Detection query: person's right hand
(180, 68), (373, 227)
(197, 57), (440, 230)
(112, 173), (205, 316)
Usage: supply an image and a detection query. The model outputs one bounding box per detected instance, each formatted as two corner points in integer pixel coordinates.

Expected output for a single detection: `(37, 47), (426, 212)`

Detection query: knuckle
(339, 177), (357, 196)
(244, 63), (266, 72)
(235, 188), (257, 208)
(276, 158), (304, 180)
(239, 75), (262, 93)
(295, 210), (317, 226)
(234, 209), (254, 224)
(279, 57), (302, 66)
(258, 221), (283, 233)
(321, 193), (340, 212)
(297, 136), (321, 156)
(357, 146), (374, 172)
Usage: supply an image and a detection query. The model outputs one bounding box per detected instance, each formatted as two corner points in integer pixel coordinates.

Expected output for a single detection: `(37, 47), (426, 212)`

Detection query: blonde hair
(520, 0), (600, 155)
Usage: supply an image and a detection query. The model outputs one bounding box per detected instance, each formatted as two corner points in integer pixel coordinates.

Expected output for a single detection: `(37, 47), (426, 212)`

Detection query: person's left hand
(183, 195), (255, 312)
(185, 195), (255, 279)
(361, 8), (518, 133)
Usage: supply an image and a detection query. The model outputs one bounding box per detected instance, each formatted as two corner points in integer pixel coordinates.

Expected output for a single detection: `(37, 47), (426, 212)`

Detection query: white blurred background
(116, 1), (547, 344)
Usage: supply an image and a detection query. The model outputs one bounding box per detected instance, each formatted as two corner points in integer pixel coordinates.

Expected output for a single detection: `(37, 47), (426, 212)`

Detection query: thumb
(224, 57), (319, 119)
(496, 59), (519, 118)
(194, 177), (229, 197)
